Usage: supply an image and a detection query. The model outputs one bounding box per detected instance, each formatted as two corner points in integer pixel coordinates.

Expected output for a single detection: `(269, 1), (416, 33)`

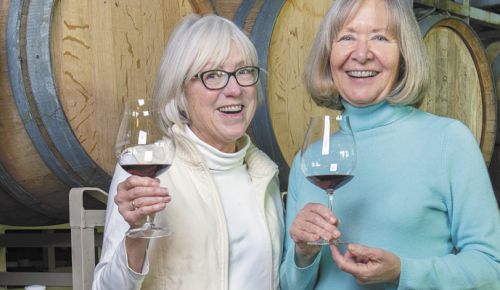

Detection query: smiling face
(330, 0), (400, 107)
(184, 45), (257, 153)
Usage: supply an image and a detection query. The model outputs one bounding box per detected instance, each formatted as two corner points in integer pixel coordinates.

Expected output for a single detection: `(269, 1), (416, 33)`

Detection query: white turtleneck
(186, 127), (272, 290)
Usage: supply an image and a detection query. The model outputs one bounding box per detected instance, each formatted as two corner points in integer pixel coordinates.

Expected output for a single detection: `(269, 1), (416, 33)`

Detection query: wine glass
(300, 115), (356, 245)
(115, 98), (174, 239)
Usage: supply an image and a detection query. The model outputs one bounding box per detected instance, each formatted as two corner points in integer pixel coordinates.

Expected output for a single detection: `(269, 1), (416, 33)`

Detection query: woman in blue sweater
(280, 0), (500, 289)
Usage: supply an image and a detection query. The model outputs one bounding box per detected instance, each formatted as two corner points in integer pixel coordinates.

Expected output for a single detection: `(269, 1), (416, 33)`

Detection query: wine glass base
(126, 226), (172, 239)
(307, 239), (348, 246)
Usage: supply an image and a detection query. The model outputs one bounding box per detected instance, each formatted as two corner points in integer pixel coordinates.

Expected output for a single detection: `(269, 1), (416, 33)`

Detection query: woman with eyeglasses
(92, 14), (284, 290)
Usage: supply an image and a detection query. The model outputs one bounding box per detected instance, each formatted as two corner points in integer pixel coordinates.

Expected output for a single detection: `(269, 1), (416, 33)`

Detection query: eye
(373, 35), (389, 41)
(203, 70), (225, 80)
(237, 66), (256, 75)
(338, 34), (354, 42)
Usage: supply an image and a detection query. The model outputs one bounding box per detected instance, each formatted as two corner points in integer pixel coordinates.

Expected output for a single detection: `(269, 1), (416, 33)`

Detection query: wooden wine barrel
(486, 40), (500, 64)
(235, 2), (496, 190)
(486, 41), (500, 146)
(0, 0), (199, 226)
(418, 15), (496, 166)
(485, 42), (500, 206)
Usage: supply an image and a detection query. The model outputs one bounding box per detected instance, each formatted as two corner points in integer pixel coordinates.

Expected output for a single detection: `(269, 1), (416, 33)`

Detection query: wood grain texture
(419, 18), (496, 165)
(51, 0), (195, 174)
(267, 0), (338, 166)
(486, 45), (500, 206)
(0, 0), (249, 225)
(0, 0), (69, 225)
(1, 0), (238, 225)
(189, 0), (214, 15)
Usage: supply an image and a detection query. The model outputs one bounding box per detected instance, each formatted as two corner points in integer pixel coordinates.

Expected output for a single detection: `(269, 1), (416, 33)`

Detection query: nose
(352, 40), (373, 63)
(223, 75), (242, 96)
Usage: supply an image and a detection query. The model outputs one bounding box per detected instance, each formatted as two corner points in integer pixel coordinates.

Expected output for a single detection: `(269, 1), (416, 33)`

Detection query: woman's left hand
(330, 243), (401, 285)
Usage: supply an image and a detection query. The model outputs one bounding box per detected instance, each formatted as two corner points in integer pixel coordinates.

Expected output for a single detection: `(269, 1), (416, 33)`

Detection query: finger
(347, 244), (377, 261)
(122, 175), (161, 191)
(126, 185), (169, 200)
(304, 203), (339, 225)
(114, 185), (168, 212)
(330, 244), (344, 264)
(292, 215), (339, 242)
(290, 226), (321, 243)
(303, 214), (341, 241)
(134, 202), (167, 216)
(116, 177), (162, 204)
(132, 195), (172, 209)
(330, 244), (365, 275)
(299, 205), (341, 235)
(122, 202), (167, 228)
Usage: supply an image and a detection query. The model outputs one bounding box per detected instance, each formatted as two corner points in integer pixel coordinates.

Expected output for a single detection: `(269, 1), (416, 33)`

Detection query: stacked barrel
(0, 0), (498, 227)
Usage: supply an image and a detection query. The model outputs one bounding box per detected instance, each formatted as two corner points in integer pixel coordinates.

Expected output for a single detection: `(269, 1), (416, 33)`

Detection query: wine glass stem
(145, 214), (154, 226)
(326, 189), (334, 212)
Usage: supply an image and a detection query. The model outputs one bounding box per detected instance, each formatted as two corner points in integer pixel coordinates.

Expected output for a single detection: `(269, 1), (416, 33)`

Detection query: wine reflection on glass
(115, 98), (174, 239)
(300, 115), (356, 245)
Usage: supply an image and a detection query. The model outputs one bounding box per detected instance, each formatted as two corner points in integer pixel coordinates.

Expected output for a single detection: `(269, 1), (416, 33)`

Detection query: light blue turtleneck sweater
(280, 101), (500, 290)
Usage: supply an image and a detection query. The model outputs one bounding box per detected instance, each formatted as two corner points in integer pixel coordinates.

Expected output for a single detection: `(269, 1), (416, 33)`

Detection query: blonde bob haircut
(153, 14), (262, 132)
(305, 0), (429, 109)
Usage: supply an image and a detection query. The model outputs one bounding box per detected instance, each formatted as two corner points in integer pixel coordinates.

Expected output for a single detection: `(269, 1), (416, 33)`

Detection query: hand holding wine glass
(300, 115), (356, 245)
(115, 98), (174, 239)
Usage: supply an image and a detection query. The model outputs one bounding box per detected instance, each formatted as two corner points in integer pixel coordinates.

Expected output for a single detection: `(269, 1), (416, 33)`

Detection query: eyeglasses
(194, 66), (260, 90)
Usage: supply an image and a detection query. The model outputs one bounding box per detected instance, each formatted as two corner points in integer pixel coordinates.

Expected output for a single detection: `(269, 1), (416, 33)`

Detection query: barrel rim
(27, 0), (111, 186)
(234, 0), (256, 28)
(4, 0), (70, 221)
(236, 0), (289, 190)
(7, 0), (111, 190)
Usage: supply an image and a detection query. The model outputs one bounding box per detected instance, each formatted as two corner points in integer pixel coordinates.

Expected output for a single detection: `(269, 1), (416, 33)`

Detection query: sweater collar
(171, 124), (277, 178)
(185, 126), (250, 171)
(341, 100), (412, 132)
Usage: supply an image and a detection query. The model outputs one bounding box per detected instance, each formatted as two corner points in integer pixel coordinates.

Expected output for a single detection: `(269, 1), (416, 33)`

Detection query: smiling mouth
(347, 70), (379, 78)
(218, 105), (244, 114)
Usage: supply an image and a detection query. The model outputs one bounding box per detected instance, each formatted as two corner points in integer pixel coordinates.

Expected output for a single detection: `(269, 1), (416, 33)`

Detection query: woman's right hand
(290, 203), (341, 267)
(114, 175), (171, 229)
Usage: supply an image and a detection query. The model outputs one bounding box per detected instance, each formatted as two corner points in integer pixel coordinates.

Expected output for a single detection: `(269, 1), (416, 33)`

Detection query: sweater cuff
(285, 245), (321, 289)
(119, 239), (149, 278)
(395, 257), (410, 290)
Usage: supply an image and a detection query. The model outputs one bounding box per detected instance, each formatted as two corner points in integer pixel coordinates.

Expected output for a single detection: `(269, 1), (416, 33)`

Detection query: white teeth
(347, 71), (378, 78)
(218, 105), (243, 113)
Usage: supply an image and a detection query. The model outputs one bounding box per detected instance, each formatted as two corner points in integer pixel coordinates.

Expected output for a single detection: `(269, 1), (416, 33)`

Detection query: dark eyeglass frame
(194, 66), (260, 90)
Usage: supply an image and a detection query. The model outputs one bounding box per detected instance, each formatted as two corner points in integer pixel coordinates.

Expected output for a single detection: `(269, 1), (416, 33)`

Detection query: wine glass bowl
(115, 99), (174, 239)
(301, 115), (356, 245)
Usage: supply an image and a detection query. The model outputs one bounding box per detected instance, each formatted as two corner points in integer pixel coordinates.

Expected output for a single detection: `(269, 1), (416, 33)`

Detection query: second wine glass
(300, 115), (356, 245)
(115, 98), (174, 239)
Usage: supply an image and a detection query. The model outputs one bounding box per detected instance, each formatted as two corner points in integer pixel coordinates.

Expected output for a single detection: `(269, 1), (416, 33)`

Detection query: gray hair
(305, 0), (429, 109)
(153, 14), (262, 132)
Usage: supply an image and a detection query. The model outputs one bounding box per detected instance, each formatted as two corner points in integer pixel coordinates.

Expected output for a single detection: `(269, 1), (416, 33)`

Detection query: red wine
(120, 164), (171, 178)
(306, 174), (353, 191)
